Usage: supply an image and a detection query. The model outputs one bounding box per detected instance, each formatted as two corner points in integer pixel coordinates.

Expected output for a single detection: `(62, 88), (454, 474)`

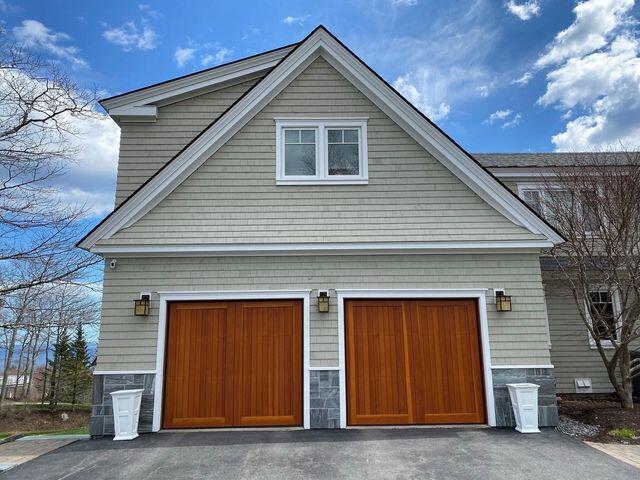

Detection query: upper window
(585, 287), (621, 349)
(276, 119), (368, 184)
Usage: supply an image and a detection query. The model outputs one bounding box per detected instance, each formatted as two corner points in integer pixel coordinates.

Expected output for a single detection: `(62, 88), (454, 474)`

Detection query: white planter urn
(506, 383), (540, 433)
(110, 389), (144, 441)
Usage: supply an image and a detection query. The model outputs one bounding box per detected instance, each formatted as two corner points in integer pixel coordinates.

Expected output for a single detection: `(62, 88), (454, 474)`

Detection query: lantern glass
(496, 294), (512, 312)
(134, 298), (150, 316)
(317, 292), (330, 313)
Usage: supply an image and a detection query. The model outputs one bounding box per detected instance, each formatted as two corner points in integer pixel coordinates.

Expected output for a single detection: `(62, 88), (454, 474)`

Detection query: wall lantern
(317, 290), (330, 313)
(134, 293), (151, 316)
(495, 289), (512, 312)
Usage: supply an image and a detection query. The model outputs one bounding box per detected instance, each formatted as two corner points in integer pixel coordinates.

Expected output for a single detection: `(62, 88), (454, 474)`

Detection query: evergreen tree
(48, 328), (71, 409)
(66, 325), (92, 407)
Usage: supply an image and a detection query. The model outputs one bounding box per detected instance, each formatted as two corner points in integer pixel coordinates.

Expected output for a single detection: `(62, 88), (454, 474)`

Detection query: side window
(586, 288), (620, 347)
(283, 128), (317, 176)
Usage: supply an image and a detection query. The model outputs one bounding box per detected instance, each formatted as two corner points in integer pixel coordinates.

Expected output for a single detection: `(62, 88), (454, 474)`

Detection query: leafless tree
(0, 29), (100, 297)
(541, 151), (640, 408)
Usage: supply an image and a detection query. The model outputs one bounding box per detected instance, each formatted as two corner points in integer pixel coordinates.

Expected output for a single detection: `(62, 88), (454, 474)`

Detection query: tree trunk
(618, 345), (635, 408)
(0, 328), (17, 405)
(40, 329), (51, 407)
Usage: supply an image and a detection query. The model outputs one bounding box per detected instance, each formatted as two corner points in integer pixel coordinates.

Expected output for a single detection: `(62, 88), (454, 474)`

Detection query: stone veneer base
(492, 367), (558, 427)
(90, 374), (155, 437)
(89, 367), (558, 434)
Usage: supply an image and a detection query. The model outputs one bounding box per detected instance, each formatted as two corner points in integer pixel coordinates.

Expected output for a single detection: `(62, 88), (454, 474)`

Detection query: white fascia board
(89, 240), (553, 257)
(101, 45), (295, 115)
(109, 105), (158, 123)
(79, 28), (563, 250)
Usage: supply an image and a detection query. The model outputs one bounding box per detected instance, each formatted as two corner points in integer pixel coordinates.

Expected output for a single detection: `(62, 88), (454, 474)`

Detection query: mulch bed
(557, 394), (640, 444)
(0, 405), (89, 434)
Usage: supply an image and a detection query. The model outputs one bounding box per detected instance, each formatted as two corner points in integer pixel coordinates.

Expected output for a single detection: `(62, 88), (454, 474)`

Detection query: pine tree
(48, 328), (71, 410)
(67, 325), (91, 408)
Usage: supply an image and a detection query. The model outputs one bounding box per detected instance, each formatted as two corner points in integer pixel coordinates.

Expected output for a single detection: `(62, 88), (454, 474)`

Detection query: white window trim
(275, 118), (369, 185)
(585, 286), (622, 350)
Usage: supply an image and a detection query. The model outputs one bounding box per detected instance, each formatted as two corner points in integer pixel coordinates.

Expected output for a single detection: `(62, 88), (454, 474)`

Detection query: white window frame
(517, 182), (601, 236)
(584, 286), (622, 350)
(275, 118), (369, 185)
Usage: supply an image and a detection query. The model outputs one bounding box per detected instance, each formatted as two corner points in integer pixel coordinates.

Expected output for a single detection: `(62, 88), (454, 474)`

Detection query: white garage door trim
(152, 289), (311, 432)
(336, 288), (496, 428)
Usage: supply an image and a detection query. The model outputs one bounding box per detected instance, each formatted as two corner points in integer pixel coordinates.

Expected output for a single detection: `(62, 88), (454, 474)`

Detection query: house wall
(114, 77), (261, 206)
(95, 252), (551, 372)
(101, 56), (546, 246)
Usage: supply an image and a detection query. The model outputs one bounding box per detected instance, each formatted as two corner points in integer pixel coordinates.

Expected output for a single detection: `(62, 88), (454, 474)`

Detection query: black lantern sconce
(495, 289), (512, 312)
(317, 290), (330, 313)
(134, 293), (151, 316)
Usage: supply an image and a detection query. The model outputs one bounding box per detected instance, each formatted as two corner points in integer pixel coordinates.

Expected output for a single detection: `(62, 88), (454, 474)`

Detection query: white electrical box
(574, 378), (593, 393)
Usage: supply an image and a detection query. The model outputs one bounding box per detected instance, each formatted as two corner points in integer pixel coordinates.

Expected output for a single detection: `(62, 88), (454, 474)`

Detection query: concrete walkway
(587, 442), (640, 470)
(0, 435), (86, 472)
(2, 428), (639, 480)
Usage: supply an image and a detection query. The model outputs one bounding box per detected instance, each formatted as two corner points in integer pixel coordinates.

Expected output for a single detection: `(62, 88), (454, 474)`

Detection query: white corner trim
(151, 289), (311, 432)
(101, 45), (295, 114)
(490, 365), (554, 369)
(336, 288), (496, 428)
(90, 240), (553, 257)
(79, 28), (563, 250)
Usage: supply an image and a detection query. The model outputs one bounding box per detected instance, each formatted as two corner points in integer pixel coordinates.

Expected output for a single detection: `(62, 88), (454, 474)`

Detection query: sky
(2, 0), (640, 224)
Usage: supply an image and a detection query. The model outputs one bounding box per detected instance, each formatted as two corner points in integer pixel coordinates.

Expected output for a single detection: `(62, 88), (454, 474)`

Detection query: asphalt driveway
(2, 428), (637, 480)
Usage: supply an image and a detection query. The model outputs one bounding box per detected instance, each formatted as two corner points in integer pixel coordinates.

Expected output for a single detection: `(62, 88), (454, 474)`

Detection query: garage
(162, 300), (303, 428)
(345, 299), (485, 426)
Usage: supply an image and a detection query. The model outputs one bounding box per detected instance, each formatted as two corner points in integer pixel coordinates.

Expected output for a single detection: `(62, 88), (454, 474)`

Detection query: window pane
(522, 190), (543, 216)
(300, 129), (315, 143)
(343, 129), (359, 143)
(589, 291), (617, 340)
(327, 129), (342, 143)
(328, 144), (359, 175)
(285, 144), (316, 175)
(284, 129), (299, 143)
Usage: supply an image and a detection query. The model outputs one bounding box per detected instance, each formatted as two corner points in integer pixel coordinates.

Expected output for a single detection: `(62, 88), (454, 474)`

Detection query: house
(0, 375), (29, 400)
(81, 26), (612, 436)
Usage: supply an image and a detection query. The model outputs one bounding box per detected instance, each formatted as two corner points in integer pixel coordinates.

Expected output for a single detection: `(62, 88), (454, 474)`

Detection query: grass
(0, 426), (89, 437)
(0, 403), (91, 413)
(608, 427), (636, 439)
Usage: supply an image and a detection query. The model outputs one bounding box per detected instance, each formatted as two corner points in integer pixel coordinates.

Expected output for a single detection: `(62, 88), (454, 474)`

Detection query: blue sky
(2, 0), (640, 220)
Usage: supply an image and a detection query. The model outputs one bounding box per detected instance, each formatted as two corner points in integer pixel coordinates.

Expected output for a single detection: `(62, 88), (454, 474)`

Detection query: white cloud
(511, 71), (533, 86)
(282, 15), (310, 26)
(532, 0), (640, 150)
(502, 112), (522, 128)
(174, 47), (195, 67)
(392, 0), (418, 6)
(103, 21), (157, 51)
(535, 0), (633, 69)
(13, 20), (87, 68)
(505, 1), (541, 21)
(201, 47), (232, 66)
(393, 72), (451, 120)
(476, 85), (490, 97)
(56, 113), (120, 217)
(484, 109), (512, 124)
(138, 4), (163, 20)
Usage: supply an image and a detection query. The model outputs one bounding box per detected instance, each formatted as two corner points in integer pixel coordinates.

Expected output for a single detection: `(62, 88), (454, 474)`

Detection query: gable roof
(78, 26), (565, 251)
(100, 43), (297, 123)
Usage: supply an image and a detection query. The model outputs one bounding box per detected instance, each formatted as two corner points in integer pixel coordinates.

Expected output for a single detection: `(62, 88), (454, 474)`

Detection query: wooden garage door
(346, 299), (485, 426)
(162, 300), (302, 428)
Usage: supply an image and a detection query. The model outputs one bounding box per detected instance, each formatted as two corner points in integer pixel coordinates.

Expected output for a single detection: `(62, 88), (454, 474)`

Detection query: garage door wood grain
(162, 300), (302, 429)
(346, 299), (485, 426)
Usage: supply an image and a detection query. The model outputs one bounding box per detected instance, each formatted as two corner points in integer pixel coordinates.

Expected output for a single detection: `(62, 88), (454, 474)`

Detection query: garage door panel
(163, 300), (302, 429)
(346, 299), (485, 426)
(235, 302), (302, 427)
(163, 303), (235, 428)
(346, 302), (413, 425)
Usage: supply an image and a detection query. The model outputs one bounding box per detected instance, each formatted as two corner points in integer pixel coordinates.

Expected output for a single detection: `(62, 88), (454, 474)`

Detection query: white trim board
(78, 26), (564, 250)
(491, 365), (554, 369)
(93, 370), (156, 375)
(90, 240), (553, 257)
(152, 289), (311, 432)
(101, 45), (296, 120)
(336, 288), (496, 428)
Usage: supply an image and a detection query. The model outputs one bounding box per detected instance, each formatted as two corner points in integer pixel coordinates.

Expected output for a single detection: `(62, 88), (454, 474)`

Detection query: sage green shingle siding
(96, 253), (551, 371)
